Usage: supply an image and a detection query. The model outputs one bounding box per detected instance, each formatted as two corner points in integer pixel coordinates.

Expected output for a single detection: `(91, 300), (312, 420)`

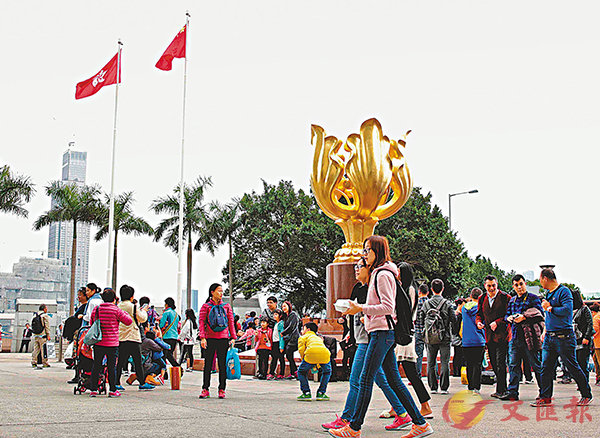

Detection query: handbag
(83, 307), (103, 346)
(226, 347), (241, 380)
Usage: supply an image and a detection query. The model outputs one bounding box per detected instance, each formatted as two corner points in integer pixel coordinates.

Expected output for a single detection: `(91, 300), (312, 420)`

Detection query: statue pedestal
(318, 262), (356, 336)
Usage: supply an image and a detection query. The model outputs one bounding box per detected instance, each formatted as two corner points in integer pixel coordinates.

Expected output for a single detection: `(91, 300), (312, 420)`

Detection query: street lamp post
(448, 189), (479, 230)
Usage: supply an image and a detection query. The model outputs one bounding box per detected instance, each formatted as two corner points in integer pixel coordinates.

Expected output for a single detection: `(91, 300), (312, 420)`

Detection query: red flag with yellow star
(156, 25), (186, 71)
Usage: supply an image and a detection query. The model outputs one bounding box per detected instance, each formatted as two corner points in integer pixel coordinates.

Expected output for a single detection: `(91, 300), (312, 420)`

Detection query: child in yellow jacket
(297, 322), (332, 401)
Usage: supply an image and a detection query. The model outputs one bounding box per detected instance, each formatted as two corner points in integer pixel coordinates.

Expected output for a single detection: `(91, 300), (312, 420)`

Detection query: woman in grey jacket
(281, 301), (300, 378)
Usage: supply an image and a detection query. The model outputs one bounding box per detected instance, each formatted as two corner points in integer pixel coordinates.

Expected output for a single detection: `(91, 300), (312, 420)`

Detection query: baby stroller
(73, 327), (107, 395)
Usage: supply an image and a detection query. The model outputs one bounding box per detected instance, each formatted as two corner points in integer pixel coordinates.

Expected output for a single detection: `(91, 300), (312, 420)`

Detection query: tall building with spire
(47, 144), (91, 297)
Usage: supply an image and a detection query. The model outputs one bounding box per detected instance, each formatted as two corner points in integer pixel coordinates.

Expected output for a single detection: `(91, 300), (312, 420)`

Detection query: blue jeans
(415, 335), (425, 377)
(507, 337), (541, 396)
(341, 343), (407, 421)
(298, 360), (331, 395)
(350, 330), (425, 431)
(540, 331), (592, 399)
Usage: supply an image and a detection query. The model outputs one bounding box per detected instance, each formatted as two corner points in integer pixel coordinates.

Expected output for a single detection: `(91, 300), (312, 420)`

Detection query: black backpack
(31, 313), (44, 335)
(373, 269), (413, 346)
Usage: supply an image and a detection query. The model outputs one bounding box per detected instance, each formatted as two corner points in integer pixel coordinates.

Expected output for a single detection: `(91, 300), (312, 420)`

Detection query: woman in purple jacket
(331, 236), (433, 438)
(198, 283), (236, 399)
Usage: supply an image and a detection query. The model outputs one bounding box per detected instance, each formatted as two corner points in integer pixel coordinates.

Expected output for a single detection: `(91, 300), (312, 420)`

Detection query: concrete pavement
(0, 353), (599, 437)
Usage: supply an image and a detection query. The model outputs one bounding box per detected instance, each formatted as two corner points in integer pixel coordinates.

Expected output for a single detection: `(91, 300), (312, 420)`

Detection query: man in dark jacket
(476, 274), (510, 398)
(20, 324), (33, 353)
(500, 274), (544, 401)
(262, 296), (278, 329)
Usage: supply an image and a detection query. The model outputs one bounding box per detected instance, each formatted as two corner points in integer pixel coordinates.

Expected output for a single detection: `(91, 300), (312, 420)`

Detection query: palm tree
(33, 181), (101, 315)
(201, 200), (240, 309)
(152, 176), (213, 309)
(0, 165), (34, 217)
(95, 192), (154, 291)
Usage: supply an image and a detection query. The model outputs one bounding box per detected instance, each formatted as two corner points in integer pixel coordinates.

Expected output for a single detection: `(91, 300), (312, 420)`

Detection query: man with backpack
(31, 304), (51, 369)
(417, 279), (455, 394)
(476, 275), (510, 398)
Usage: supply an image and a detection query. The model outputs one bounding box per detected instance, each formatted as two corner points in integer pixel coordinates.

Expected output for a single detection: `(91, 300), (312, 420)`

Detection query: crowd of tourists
(321, 236), (597, 438)
(25, 233), (599, 438)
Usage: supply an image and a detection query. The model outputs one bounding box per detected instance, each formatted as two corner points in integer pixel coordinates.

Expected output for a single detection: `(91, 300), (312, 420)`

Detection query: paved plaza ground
(0, 353), (599, 437)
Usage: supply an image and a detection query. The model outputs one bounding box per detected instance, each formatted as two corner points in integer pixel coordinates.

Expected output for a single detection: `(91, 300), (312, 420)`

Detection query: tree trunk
(187, 236), (192, 310)
(69, 220), (78, 316)
(111, 230), (118, 291)
(228, 234), (234, 312)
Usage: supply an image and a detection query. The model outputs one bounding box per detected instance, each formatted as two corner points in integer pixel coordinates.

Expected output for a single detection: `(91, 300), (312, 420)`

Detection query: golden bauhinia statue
(310, 118), (413, 263)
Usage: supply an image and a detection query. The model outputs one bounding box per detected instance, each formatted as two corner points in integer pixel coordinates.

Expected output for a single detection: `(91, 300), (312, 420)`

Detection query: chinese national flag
(156, 25), (186, 71)
(75, 53), (121, 99)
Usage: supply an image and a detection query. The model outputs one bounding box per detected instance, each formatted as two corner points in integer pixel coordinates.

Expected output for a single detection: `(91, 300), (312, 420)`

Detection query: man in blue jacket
(532, 268), (593, 407)
(500, 274), (544, 401)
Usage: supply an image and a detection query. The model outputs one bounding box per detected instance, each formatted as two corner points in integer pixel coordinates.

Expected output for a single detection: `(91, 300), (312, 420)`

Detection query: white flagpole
(176, 12), (190, 311)
(106, 40), (122, 289)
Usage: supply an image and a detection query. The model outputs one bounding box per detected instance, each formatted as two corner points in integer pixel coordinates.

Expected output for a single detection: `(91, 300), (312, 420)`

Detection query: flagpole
(176, 12), (190, 311)
(106, 40), (122, 289)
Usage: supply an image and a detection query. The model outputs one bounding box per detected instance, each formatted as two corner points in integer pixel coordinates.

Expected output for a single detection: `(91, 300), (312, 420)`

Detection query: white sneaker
(430, 389), (438, 394)
(440, 389), (449, 395)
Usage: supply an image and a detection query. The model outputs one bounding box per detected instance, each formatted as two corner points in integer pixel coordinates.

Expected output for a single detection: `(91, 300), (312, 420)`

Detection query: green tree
(95, 192), (154, 290)
(527, 278), (581, 296)
(33, 181), (101, 315)
(199, 200), (240, 310)
(376, 187), (468, 297)
(229, 180), (343, 314)
(152, 176), (213, 309)
(0, 165), (34, 217)
(461, 255), (515, 295)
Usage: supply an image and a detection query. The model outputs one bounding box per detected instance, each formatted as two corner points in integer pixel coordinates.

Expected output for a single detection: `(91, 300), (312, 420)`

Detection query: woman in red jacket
(198, 283), (236, 399)
(89, 288), (133, 398)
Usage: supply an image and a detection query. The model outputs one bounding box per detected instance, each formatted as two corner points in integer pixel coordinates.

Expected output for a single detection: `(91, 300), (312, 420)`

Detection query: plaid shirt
(414, 296), (428, 338)
(505, 292), (544, 337)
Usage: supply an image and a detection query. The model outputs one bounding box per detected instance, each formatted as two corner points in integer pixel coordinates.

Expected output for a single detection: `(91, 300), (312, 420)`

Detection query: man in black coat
(476, 275), (511, 398)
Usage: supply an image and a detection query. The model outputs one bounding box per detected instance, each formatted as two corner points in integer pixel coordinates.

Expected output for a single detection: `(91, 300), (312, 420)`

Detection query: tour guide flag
(75, 53), (121, 99)
(156, 25), (186, 71)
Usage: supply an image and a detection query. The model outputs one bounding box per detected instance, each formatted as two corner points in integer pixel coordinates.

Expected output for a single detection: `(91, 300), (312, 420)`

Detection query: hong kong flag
(156, 25), (186, 71)
(75, 53), (120, 99)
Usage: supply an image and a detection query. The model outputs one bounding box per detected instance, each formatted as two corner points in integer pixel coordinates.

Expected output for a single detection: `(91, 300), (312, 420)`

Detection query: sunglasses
(362, 247), (373, 255)
(354, 263), (366, 271)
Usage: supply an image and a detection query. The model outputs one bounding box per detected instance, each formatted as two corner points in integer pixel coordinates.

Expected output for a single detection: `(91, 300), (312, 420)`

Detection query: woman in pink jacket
(89, 288), (133, 397)
(331, 236), (433, 438)
(198, 283), (236, 399)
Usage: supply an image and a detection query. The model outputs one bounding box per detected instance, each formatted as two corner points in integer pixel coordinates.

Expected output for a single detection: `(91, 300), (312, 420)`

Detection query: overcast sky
(1, 1), (599, 305)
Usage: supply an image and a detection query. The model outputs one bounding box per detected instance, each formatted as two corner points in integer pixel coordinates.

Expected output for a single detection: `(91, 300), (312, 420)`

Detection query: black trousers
(522, 352), (533, 381)
(487, 340), (508, 393)
(284, 344), (298, 375)
(20, 340), (30, 353)
(91, 345), (117, 392)
(257, 349), (270, 376)
(203, 338), (229, 390)
(179, 344), (194, 368)
(341, 345), (357, 379)
(163, 338), (180, 367)
(464, 346), (485, 390)
(116, 341), (145, 385)
(452, 346), (464, 377)
(400, 360), (431, 403)
(269, 344), (285, 375)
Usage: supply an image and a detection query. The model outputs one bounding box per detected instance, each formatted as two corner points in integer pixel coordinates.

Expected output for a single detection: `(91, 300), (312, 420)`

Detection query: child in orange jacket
(255, 317), (273, 380)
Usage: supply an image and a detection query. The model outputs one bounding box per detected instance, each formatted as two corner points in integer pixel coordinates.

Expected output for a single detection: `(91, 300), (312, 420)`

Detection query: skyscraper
(47, 145), (91, 296)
